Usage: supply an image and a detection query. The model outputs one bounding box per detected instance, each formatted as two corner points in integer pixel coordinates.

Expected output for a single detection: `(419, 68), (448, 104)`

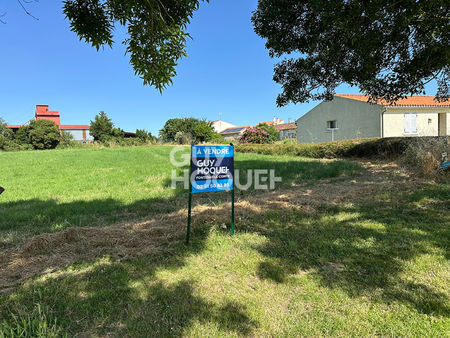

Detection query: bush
(401, 137), (450, 176)
(60, 130), (73, 144)
(0, 135), (33, 151)
(26, 120), (61, 150)
(277, 138), (298, 145)
(236, 137), (446, 160)
(239, 127), (271, 144)
(209, 132), (224, 144)
(255, 123), (280, 143)
(56, 131), (81, 149)
(175, 131), (193, 144)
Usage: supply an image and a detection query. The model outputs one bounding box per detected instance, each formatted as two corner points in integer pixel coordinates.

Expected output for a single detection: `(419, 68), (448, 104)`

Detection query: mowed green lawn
(0, 146), (359, 248)
(1, 146), (449, 336)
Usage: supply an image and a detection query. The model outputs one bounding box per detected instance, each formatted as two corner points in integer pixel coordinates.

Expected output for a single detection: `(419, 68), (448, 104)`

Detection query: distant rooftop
(335, 94), (450, 107)
(275, 123), (296, 131)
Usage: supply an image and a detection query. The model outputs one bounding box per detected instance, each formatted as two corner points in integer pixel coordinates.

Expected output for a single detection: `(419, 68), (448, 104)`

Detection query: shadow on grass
(3, 159), (447, 334)
(0, 177), (448, 335)
(1, 225), (257, 336)
(0, 158), (360, 248)
(252, 184), (450, 316)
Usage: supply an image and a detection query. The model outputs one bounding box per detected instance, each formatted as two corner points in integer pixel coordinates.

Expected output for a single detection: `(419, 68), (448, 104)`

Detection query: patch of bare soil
(0, 161), (430, 292)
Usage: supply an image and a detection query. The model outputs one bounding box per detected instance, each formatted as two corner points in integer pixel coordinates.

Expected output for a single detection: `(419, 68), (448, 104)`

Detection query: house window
(327, 120), (338, 129)
(404, 113), (417, 134)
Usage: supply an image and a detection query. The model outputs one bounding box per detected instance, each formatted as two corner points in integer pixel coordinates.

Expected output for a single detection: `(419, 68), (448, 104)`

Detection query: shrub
(210, 132), (224, 144)
(56, 131), (82, 149)
(175, 131), (193, 144)
(239, 127), (271, 144)
(401, 137), (450, 176)
(60, 130), (73, 144)
(255, 123), (280, 143)
(235, 137), (443, 159)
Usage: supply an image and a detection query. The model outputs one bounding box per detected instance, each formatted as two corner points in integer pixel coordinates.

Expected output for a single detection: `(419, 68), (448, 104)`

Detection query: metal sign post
(186, 144), (235, 244)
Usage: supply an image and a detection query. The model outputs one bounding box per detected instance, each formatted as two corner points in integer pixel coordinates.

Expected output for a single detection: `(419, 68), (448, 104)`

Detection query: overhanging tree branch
(17, 0), (39, 20)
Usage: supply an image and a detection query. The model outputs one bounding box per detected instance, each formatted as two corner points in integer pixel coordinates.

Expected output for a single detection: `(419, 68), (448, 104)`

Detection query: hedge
(235, 137), (449, 159)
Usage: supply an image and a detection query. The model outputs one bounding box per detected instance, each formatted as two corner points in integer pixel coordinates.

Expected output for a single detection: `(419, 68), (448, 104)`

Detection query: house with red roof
(275, 123), (297, 140)
(296, 95), (450, 143)
(256, 117), (297, 140)
(7, 105), (93, 142)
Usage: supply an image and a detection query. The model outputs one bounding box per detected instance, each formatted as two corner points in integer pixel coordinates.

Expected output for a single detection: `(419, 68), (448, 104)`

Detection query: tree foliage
(193, 122), (214, 143)
(252, 0), (450, 105)
(27, 120), (61, 150)
(0, 118), (16, 151)
(159, 118), (215, 143)
(63, 0), (207, 91)
(136, 129), (156, 143)
(89, 111), (119, 142)
(0, 118), (13, 139)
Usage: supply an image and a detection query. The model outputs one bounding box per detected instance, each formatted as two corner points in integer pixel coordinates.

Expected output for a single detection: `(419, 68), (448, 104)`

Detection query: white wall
(212, 121), (236, 133)
(383, 108), (450, 137)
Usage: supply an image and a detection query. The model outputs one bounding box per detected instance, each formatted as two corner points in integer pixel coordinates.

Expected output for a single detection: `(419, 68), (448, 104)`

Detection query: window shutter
(404, 114), (417, 134)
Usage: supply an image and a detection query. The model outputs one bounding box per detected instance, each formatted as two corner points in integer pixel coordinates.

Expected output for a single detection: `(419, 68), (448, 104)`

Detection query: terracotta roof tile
(335, 94), (450, 107)
(275, 123), (296, 131)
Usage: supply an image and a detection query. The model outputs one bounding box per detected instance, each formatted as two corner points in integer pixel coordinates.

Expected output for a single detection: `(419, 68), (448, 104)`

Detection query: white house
(296, 95), (450, 143)
(211, 120), (236, 133)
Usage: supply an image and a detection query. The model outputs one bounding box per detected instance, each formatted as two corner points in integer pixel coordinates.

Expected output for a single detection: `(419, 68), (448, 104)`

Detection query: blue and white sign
(191, 145), (234, 193)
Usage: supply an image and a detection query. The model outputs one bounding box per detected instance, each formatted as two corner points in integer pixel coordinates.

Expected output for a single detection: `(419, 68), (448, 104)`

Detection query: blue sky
(0, 1), (437, 135)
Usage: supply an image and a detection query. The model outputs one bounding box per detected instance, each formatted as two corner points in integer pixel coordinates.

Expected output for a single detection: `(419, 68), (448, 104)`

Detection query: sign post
(186, 144), (235, 244)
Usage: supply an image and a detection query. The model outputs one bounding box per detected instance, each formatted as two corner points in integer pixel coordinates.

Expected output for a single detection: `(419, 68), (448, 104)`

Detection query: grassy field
(0, 146), (449, 336)
(0, 146), (359, 248)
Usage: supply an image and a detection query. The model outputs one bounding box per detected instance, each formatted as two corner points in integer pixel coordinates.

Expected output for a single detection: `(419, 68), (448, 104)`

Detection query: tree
(0, 118), (15, 151)
(159, 118), (212, 143)
(0, 118), (14, 139)
(90, 111), (114, 142)
(193, 122), (214, 143)
(63, 0), (208, 91)
(252, 0), (450, 105)
(15, 124), (32, 145)
(136, 129), (156, 143)
(27, 120), (61, 150)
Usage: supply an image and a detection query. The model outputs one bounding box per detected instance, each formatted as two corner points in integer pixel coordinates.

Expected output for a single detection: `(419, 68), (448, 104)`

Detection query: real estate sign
(186, 144), (235, 244)
(190, 145), (234, 193)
